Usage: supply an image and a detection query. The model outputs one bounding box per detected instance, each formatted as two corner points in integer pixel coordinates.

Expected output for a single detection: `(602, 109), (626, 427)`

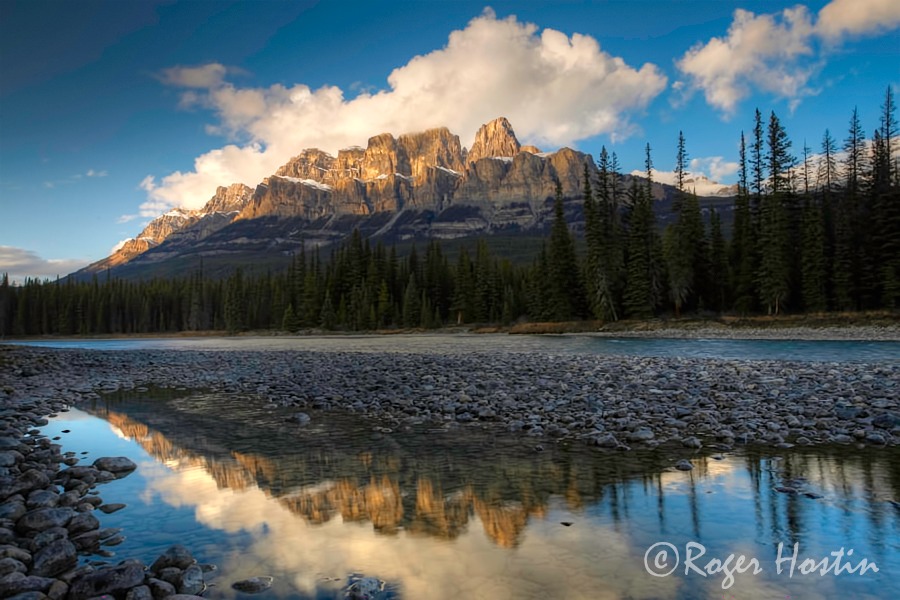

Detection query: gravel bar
(1, 343), (898, 599)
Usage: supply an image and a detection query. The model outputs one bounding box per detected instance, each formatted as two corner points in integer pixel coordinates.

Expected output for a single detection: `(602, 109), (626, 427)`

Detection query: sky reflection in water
(38, 387), (900, 600)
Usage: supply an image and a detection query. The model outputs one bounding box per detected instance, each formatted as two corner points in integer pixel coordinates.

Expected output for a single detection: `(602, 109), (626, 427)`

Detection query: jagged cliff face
(236, 117), (592, 226)
(80, 184), (253, 273)
(467, 117), (521, 164)
(77, 117), (604, 277)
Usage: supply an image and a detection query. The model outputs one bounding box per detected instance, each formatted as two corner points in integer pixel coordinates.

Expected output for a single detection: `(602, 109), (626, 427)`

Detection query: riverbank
(3, 344), (898, 452)
(6, 311), (899, 343)
(2, 342), (898, 597)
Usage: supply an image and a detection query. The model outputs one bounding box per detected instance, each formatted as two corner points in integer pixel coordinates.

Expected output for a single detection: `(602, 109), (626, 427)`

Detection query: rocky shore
(1, 342), (898, 598)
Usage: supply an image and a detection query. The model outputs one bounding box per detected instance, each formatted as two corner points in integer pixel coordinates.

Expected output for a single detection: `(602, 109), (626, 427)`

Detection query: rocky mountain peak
(467, 117), (521, 164)
(203, 183), (254, 214)
(275, 149), (335, 182)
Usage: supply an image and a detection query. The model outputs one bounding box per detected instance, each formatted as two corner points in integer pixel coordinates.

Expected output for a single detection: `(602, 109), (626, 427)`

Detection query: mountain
(87, 183), (254, 272)
(74, 117), (733, 280)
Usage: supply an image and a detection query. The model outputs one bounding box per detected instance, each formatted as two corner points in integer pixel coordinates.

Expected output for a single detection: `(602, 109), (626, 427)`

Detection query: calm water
(40, 389), (900, 600)
(10, 332), (900, 362)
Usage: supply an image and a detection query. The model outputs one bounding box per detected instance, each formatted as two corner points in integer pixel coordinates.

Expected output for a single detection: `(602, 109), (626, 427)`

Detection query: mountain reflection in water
(66, 390), (900, 600)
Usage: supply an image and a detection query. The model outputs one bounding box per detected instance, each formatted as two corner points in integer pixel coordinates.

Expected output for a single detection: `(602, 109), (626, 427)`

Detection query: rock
(46, 579), (67, 600)
(32, 527), (68, 551)
(31, 539), (77, 577)
(0, 545), (31, 563)
(865, 432), (887, 445)
(0, 556), (27, 577)
(101, 534), (125, 547)
(67, 562), (146, 599)
(231, 576), (274, 594)
(0, 437), (21, 451)
(287, 412), (311, 426)
(872, 412), (900, 429)
(26, 490), (58, 510)
(5, 592), (49, 600)
(66, 512), (100, 536)
(91, 457), (136, 476)
(97, 504), (125, 515)
(345, 576), (384, 600)
(0, 572), (56, 595)
(0, 499), (27, 522)
(675, 459), (694, 471)
(467, 117), (521, 164)
(150, 544), (195, 572)
(125, 585), (153, 600)
(146, 577), (176, 599)
(834, 404), (863, 421)
(177, 564), (204, 595)
(627, 428), (654, 442)
(681, 436), (702, 449)
(156, 567), (182, 585)
(16, 507), (75, 534)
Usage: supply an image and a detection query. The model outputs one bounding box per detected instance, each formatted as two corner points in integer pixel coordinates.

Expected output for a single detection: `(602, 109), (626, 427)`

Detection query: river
(15, 334), (900, 598)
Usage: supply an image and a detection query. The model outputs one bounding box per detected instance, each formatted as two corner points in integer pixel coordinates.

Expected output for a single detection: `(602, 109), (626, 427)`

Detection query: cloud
(0, 246), (89, 282)
(157, 63), (229, 89)
(817, 0), (900, 40)
(675, 0), (900, 115)
(41, 169), (109, 189)
(631, 155), (740, 196)
(117, 214), (139, 224)
(141, 9), (667, 213)
(110, 239), (130, 254)
(675, 6), (817, 115)
(689, 156), (739, 182)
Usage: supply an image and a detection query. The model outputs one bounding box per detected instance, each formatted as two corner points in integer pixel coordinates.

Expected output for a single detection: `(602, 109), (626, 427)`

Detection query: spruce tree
(547, 180), (584, 320)
(800, 196), (827, 312)
(708, 209), (729, 311)
(731, 132), (756, 314)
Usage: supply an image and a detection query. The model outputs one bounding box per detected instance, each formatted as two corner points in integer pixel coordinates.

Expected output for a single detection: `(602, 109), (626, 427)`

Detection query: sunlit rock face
(76, 117), (603, 278)
(466, 117), (521, 164)
(79, 183), (253, 274)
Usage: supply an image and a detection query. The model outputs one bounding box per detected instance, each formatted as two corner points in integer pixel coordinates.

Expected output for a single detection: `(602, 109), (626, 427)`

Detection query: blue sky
(1, 0), (898, 280)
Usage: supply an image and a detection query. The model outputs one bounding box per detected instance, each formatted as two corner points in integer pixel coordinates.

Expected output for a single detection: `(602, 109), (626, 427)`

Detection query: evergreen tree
(756, 113), (793, 314)
(402, 276), (421, 328)
(547, 180), (584, 320)
(282, 303), (301, 332)
(223, 270), (246, 333)
(708, 209), (729, 311)
(801, 196), (827, 312)
(623, 177), (659, 318)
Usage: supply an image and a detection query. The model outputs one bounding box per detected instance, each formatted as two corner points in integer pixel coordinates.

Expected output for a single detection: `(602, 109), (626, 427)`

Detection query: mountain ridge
(75, 117), (733, 280)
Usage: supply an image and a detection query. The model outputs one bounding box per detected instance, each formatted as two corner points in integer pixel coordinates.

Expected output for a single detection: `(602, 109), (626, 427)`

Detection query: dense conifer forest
(2, 90), (898, 336)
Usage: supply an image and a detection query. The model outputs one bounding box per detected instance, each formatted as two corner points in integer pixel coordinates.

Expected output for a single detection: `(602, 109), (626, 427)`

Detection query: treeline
(1, 90), (897, 336)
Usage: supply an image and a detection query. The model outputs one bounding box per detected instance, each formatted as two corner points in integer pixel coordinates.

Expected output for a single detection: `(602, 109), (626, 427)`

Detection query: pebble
(231, 575), (274, 593)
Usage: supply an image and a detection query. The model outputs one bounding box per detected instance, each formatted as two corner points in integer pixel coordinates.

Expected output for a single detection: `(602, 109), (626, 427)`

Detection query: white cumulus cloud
(689, 156), (740, 182)
(675, 0), (900, 115)
(817, 0), (900, 40)
(0, 246), (89, 282)
(141, 9), (667, 213)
